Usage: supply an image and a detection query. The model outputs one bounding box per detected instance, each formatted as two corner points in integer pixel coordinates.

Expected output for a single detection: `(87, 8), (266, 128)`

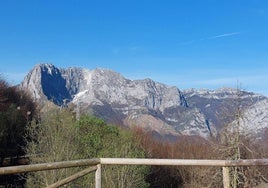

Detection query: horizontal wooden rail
(1, 158), (267, 188)
(100, 158), (268, 167)
(1, 158), (267, 176)
(0, 158), (100, 175)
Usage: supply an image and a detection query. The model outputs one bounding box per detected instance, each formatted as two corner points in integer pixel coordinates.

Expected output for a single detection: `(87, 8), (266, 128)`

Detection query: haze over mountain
(20, 64), (268, 139)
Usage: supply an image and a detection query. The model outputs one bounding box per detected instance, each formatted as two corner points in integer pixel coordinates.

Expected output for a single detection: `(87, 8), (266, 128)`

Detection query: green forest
(0, 77), (267, 188)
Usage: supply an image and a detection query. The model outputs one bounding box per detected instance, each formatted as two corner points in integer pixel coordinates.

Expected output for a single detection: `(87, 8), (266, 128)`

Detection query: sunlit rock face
(20, 63), (268, 139)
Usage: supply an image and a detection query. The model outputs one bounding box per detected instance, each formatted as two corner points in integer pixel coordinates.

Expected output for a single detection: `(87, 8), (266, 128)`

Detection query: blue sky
(1, 0), (268, 96)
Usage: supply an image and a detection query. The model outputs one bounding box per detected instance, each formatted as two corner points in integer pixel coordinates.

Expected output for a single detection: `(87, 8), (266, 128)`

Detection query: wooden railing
(0, 158), (267, 188)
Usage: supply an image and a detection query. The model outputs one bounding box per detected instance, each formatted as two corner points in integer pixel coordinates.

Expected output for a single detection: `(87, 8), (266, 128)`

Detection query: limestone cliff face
(20, 63), (268, 139)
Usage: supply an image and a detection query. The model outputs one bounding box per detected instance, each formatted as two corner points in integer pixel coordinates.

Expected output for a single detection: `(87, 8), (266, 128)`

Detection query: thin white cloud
(208, 32), (241, 39)
(179, 32), (241, 45)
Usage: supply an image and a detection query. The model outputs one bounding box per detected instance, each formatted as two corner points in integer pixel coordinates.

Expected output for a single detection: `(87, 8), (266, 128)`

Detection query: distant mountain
(19, 63), (268, 139)
(229, 98), (268, 138)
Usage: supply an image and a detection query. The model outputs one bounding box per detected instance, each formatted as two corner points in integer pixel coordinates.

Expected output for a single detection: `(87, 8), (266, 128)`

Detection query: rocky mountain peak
(19, 63), (268, 139)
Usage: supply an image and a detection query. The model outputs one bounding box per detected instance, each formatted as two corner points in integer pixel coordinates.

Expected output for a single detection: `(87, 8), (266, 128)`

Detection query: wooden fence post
(222, 167), (230, 188)
(95, 164), (101, 188)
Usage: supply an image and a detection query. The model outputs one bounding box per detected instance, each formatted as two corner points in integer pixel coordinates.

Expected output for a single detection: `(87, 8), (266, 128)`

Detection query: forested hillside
(1, 76), (267, 187)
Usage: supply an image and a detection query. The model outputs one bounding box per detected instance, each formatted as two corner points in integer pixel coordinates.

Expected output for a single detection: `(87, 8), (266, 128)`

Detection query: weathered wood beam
(0, 158), (100, 175)
(222, 167), (230, 188)
(95, 164), (101, 188)
(100, 158), (268, 167)
(46, 166), (98, 188)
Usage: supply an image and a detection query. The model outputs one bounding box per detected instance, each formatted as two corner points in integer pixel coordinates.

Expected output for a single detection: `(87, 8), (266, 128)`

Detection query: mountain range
(19, 63), (268, 140)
